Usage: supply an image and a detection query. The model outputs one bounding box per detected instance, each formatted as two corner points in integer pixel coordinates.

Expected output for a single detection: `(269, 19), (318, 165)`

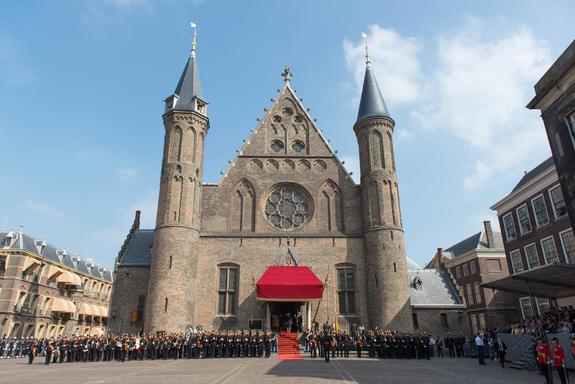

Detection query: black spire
(356, 65), (390, 122)
(165, 26), (207, 114)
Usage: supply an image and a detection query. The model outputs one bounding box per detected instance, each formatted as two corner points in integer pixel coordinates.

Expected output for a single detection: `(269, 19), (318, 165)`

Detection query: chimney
(133, 210), (141, 230)
(484, 221), (494, 248)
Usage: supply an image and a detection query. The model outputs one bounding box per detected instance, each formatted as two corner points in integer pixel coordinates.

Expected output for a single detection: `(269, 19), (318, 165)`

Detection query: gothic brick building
(109, 38), (417, 334)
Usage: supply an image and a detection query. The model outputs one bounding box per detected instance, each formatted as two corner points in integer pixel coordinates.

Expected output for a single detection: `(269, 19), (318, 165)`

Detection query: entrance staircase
(278, 332), (302, 360)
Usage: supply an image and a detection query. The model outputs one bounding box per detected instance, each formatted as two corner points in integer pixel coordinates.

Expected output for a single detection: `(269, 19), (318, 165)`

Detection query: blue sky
(1, 0), (574, 269)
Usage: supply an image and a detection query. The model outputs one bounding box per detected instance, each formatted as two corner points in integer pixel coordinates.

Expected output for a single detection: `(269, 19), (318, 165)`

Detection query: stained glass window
(265, 187), (310, 230)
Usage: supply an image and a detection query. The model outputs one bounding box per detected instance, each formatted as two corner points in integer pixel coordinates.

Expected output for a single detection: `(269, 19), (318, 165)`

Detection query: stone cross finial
(282, 66), (292, 83)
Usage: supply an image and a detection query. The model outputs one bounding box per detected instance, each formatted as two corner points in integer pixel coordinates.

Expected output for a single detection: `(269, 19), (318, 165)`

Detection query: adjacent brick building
(0, 230), (113, 339)
(426, 221), (518, 332)
(108, 37), (461, 335)
(491, 157), (575, 318)
(527, 40), (575, 233)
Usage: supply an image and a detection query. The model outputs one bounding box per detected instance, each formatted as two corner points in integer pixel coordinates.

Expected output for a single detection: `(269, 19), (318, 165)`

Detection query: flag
(362, 32), (367, 39)
(190, 22), (197, 28)
(335, 316), (339, 333)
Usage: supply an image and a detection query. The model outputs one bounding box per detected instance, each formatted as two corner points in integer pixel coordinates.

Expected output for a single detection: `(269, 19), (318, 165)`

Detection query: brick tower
(354, 55), (413, 330)
(144, 30), (209, 333)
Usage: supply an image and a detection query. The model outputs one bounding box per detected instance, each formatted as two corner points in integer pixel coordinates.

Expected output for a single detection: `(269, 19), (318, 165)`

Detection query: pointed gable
(239, 85), (334, 158)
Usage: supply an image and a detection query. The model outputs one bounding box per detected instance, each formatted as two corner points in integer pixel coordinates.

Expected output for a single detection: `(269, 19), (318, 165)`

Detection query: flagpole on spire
(362, 32), (371, 67)
(190, 22), (197, 56)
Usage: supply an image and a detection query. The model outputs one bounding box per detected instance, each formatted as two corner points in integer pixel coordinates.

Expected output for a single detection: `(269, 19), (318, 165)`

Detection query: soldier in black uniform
(321, 331), (332, 362)
(45, 342), (53, 365)
(264, 332), (271, 358)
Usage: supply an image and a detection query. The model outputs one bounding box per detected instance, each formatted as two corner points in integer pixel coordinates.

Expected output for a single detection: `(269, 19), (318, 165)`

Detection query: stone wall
(412, 308), (467, 337)
(108, 266), (149, 335)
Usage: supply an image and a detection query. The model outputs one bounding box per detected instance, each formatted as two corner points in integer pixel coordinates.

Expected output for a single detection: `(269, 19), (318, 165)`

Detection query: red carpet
(278, 332), (302, 360)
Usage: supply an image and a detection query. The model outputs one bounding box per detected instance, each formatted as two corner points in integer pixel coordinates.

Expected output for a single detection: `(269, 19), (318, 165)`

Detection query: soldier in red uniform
(537, 338), (551, 384)
(552, 337), (569, 384)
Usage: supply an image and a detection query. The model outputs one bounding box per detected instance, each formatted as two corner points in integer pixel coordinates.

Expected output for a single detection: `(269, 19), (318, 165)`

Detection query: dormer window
(56, 250), (67, 263)
(35, 240), (47, 255)
(3, 231), (16, 248)
(194, 98), (207, 115)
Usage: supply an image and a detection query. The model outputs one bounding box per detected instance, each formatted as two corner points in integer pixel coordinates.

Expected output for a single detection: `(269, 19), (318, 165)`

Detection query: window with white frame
(470, 314), (478, 333)
(474, 281), (482, 304)
(540, 236), (559, 264)
(517, 205), (532, 235)
(520, 297), (534, 319)
(524, 243), (540, 269)
(549, 186), (568, 219)
(560, 229), (575, 264)
(466, 283), (474, 305)
(567, 110), (575, 150)
(531, 195), (550, 227)
(463, 264), (469, 276)
(510, 249), (524, 273)
(536, 297), (550, 315)
(455, 266), (461, 279)
(470, 261), (477, 274)
(503, 213), (517, 241)
(478, 313), (486, 330)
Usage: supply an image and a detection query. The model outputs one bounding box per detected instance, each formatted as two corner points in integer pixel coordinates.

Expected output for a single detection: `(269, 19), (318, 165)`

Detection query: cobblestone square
(0, 356), (554, 384)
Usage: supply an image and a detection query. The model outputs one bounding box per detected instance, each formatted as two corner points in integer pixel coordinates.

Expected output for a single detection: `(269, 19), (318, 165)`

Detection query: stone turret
(144, 32), (209, 333)
(354, 61), (413, 330)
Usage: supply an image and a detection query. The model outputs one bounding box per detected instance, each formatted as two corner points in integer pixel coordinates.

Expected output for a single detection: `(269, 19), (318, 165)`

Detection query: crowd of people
(502, 305), (575, 335)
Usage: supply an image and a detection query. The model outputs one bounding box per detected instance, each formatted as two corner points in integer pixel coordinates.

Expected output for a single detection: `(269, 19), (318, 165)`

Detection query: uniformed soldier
(551, 337), (569, 384)
(28, 341), (35, 364)
(537, 338), (552, 384)
(45, 342), (53, 365)
(322, 331), (331, 363)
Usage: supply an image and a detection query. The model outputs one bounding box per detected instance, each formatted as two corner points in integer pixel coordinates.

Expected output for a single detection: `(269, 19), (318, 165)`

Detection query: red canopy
(256, 266), (324, 301)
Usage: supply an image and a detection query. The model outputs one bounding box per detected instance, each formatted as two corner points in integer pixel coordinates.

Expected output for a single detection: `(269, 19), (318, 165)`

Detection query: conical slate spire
(171, 48), (203, 111)
(356, 65), (389, 122)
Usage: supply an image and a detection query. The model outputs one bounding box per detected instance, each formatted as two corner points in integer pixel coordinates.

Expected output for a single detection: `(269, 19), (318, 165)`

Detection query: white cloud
(344, 25), (423, 107)
(22, 200), (66, 218)
(344, 20), (552, 191)
(114, 167), (139, 180)
(417, 21), (551, 190)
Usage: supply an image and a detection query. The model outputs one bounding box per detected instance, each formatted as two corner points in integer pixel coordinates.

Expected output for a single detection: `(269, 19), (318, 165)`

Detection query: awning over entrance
(481, 263), (575, 298)
(256, 266), (324, 301)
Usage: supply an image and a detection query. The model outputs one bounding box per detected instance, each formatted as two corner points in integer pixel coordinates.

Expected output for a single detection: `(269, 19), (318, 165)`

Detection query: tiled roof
(407, 269), (464, 308)
(117, 229), (154, 266)
(0, 231), (112, 282)
(511, 157), (554, 193)
(444, 231), (503, 258)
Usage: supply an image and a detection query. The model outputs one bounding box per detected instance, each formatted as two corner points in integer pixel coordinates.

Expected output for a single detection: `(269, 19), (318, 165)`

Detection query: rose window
(265, 187), (310, 230)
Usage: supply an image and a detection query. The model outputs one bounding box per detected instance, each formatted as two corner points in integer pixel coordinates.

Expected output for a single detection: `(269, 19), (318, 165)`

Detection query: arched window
(320, 180), (343, 232)
(230, 180), (255, 232)
(217, 265), (239, 316)
(170, 126), (183, 162)
(369, 131), (385, 170)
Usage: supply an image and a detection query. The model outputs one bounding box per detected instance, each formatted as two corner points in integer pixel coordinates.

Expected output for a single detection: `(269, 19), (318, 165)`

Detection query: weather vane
(362, 32), (371, 66)
(190, 22), (197, 55)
